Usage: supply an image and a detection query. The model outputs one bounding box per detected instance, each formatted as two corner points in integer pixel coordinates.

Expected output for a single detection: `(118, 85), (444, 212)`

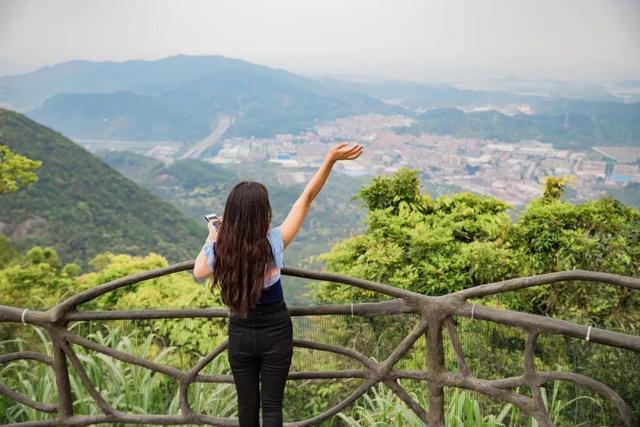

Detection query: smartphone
(204, 213), (222, 231)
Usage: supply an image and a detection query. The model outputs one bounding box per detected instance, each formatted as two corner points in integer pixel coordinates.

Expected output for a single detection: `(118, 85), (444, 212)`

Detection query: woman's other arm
(280, 143), (364, 249)
(193, 219), (220, 279)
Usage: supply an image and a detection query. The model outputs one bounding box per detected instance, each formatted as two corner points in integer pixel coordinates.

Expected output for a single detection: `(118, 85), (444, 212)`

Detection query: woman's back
(202, 226), (285, 305)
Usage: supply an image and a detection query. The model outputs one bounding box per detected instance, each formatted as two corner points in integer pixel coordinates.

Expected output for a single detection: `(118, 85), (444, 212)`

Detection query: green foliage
(1, 163), (638, 425)
(0, 246), (80, 310)
(0, 108), (204, 267)
(313, 170), (517, 302)
(541, 176), (574, 202)
(356, 167), (424, 213)
(336, 383), (426, 426)
(0, 144), (41, 194)
(507, 195), (640, 328)
(0, 246), (227, 357)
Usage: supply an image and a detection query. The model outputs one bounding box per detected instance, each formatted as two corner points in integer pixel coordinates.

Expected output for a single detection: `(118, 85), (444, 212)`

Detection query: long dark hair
(211, 181), (273, 318)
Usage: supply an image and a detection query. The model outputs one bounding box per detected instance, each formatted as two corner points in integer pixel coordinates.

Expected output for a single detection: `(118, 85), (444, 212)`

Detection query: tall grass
(336, 384), (505, 427)
(0, 326), (56, 422)
(335, 381), (606, 427)
(1, 323), (236, 424)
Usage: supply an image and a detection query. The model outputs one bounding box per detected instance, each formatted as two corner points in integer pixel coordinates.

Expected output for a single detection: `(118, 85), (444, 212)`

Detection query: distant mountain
(322, 80), (540, 110)
(0, 55), (267, 109)
(1, 55), (395, 141)
(403, 102), (640, 148)
(328, 79), (636, 110)
(0, 109), (205, 267)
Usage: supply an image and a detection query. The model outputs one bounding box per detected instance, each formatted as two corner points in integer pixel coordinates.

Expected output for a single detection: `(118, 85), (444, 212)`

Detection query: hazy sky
(1, 0), (639, 82)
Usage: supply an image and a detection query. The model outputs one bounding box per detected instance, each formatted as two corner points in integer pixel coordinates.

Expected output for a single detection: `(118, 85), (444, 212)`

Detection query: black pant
(228, 300), (293, 427)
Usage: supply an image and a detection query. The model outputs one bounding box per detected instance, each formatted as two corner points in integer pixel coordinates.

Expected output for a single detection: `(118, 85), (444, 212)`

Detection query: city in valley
(80, 114), (640, 208)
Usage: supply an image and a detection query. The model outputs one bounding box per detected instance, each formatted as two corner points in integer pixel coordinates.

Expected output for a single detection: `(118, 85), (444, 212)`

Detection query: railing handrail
(0, 264), (638, 427)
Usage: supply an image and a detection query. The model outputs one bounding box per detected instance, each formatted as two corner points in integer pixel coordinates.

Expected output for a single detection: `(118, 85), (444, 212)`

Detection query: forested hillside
(0, 109), (204, 266)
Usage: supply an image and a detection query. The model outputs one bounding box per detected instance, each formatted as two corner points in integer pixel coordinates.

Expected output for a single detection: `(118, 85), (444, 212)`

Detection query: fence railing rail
(1, 262), (638, 426)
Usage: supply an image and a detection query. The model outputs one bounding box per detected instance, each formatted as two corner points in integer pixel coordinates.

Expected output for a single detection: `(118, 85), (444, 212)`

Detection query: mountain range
(1, 55), (393, 141)
(1, 55), (638, 148)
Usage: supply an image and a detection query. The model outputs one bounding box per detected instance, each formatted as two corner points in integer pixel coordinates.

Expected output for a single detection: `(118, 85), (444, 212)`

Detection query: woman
(193, 143), (364, 427)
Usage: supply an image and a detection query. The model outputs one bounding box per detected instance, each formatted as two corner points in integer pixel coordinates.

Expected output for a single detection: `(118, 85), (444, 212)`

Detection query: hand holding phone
(204, 213), (222, 232)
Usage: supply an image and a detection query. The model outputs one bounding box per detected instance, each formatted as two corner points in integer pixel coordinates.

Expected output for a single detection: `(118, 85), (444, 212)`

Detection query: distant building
(486, 143), (515, 152)
(465, 154), (491, 166)
(576, 160), (607, 179)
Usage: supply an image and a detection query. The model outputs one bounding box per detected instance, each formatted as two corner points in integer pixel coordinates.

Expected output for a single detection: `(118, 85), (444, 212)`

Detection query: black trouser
(228, 300), (293, 427)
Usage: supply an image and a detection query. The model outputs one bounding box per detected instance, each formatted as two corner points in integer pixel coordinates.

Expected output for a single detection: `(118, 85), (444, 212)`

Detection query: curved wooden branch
(1, 413), (238, 427)
(293, 338), (379, 372)
(0, 381), (57, 413)
(287, 378), (379, 427)
(523, 332), (554, 427)
(58, 338), (118, 416)
(452, 269), (640, 300)
(441, 372), (539, 418)
(0, 351), (57, 413)
(282, 266), (427, 301)
(49, 261), (195, 322)
(536, 371), (635, 427)
(49, 263), (426, 323)
(180, 339), (229, 416)
(0, 351), (52, 365)
(378, 319), (429, 374)
(445, 319), (469, 377)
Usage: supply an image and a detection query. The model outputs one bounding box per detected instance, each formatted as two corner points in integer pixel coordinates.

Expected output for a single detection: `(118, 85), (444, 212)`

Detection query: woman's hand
(326, 143), (364, 163)
(206, 216), (222, 241)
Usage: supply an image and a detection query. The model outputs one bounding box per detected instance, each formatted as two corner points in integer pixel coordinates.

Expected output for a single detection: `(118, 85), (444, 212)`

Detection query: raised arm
(280, 143), (364, 249)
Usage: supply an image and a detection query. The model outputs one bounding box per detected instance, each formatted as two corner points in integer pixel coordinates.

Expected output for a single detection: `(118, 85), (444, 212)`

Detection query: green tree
(541, 175), (574, 202)
(0, 145), (41, 194)
(312, 168), (519, 301)
(506, 187), (640, 328)
(0, 246), (80, 310)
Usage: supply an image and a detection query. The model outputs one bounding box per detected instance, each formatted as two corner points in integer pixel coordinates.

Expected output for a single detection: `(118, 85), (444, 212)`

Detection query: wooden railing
(1, 262), (639, 426)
